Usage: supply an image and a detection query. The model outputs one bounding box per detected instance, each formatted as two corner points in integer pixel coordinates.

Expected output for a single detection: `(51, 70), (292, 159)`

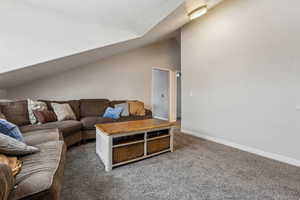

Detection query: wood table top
(95, 118), (175, 135)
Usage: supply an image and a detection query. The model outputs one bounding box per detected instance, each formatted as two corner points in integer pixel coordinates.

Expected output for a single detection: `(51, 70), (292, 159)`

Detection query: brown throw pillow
(33, 110), (57, 124)
(128, 101), (146, 116)
(0, 154), (22, 176)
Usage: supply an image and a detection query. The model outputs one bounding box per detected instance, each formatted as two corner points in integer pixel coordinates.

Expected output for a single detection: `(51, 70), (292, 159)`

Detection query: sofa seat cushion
(81, 117), (115, 130)
(20, 120), (82, 137)
(9, 141), (66, 200)
(23, 128), (62, 146)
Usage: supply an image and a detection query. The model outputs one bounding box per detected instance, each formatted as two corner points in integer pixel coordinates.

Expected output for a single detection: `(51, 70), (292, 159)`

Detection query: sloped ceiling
(0, 0), (223, 89)
(0, 0), (183, 74)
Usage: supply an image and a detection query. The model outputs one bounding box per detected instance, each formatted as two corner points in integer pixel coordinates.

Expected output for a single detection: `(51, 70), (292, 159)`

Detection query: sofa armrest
(145, 109), (152, 118)
(23, 128), (63, 146)
(0, 164), (15, 200)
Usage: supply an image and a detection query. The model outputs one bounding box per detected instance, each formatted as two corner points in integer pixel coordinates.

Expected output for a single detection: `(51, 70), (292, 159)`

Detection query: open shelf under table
(111, 128), (172, 165)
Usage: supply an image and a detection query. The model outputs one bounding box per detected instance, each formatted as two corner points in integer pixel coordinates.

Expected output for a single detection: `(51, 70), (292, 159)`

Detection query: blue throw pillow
(103, 107), (123, 120)
(0, 119), (25, 142)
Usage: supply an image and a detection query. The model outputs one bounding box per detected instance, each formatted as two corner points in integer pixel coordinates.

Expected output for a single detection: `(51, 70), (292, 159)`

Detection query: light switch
(296, 104), (300, 110)
(189, 91), (193, 97)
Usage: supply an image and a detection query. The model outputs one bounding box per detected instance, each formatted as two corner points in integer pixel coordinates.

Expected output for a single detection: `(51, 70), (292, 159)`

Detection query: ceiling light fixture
(188, 5), (208, 20)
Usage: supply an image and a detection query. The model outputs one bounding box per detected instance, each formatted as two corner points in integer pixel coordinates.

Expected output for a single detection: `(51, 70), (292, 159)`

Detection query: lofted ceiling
(0, 0), (223, 89)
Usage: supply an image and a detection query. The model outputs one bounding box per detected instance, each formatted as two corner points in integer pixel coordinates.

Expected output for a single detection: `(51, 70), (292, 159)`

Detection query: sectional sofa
(0, 99), (152, 147)
(0, 99), (152, 200)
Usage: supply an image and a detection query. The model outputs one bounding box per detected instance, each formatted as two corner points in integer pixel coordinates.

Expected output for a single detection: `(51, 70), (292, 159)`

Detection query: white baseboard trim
(154, 116), (168, 121)
(181, 129), (300, 167)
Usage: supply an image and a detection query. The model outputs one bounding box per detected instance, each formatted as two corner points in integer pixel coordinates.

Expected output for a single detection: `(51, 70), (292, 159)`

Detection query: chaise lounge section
(0, 128), (66, 200)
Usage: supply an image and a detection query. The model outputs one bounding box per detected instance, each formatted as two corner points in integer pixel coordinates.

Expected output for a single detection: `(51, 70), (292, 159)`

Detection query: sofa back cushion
(0, 100), (30, 126)
(80, 99), (110, 117)
(39, 100), (80, 120)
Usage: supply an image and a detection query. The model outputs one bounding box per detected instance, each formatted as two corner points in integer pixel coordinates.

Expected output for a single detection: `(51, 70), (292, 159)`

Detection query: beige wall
(0, 89), (7, 99)
(181, 0), (300, 162)
(8, 39), (180, 108)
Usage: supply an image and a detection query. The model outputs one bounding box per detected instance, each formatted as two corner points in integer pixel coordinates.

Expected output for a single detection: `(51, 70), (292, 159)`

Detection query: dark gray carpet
(61, 132), (300, 200)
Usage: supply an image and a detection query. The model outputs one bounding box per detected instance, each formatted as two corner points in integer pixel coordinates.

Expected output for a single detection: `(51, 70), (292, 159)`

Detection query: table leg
(105, 135), (112, 172)
(170, 127), (174, 152)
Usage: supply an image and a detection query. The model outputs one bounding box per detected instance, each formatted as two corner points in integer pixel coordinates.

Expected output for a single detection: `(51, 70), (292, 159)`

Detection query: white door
(152, 69), (170, 120)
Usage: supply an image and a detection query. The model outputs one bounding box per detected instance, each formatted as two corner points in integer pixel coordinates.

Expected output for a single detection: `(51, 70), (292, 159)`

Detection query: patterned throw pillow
(27, 99), (48, 124)
(51, 103), (76, 121)
(115, 103), (129, 117)
(33, 110), (57, 124)
(0, 119), (24, 142)
(0, 133), (39, 156)
(128, 101), (146, 116)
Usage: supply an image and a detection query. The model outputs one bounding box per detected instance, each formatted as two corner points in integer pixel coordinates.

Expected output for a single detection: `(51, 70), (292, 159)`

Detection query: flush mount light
(188, 5), (208, 20)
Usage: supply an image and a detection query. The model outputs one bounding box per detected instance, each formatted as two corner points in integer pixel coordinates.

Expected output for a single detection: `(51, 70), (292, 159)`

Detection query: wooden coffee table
(95, 119), (175, 171)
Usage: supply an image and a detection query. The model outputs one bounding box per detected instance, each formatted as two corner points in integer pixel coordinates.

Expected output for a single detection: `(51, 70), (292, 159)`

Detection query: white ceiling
(20, 0), (184, 34)
(0, 0), (223, 89)
(0, 0), (183, 74)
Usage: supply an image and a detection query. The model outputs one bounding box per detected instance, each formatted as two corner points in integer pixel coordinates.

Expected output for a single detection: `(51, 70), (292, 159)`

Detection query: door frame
(175, 70), (181, 120)
(151, 67), (177, 122)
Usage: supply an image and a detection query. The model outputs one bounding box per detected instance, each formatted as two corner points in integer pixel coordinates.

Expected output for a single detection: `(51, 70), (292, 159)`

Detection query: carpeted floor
(61, 132), (300, 200)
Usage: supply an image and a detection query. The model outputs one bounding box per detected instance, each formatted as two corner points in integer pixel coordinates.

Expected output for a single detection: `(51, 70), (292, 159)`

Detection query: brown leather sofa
(0, 99), (152, 200)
